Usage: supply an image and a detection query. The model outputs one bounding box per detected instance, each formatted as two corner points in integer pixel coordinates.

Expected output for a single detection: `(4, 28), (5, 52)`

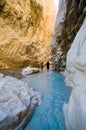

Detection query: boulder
(0, 74), (41, 130)
(22, 67), (40, 75)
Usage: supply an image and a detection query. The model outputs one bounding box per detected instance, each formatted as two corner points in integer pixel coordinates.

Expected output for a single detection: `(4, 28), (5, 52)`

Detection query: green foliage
(29, 0), (43, 28)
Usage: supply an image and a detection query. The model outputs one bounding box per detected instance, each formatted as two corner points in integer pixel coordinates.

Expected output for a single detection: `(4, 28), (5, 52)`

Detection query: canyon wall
(51, 0), (86, 71)
(0, 0), (57, 69)
(64, 17), (86, 130)
(52, 0), (86, 129)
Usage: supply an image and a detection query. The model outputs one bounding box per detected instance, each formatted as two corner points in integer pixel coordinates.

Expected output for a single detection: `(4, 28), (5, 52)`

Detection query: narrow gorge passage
(22, 71), (71, 130)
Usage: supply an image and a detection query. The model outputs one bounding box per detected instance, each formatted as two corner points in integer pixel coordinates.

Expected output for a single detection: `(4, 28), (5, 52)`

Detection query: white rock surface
(64, 18), (86, 130)
(54, 0), (66, 35)
(51, 0), (66, 47)
(0, 73), (4, 80)
(22, 67), (40, 75)
(0, 74), (41, 129)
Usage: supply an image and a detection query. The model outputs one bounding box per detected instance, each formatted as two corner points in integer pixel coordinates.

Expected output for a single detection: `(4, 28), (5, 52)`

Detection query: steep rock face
(0, 0), (57, 69)
(64, 18), (86, 130)
(51, 0), (86, 71)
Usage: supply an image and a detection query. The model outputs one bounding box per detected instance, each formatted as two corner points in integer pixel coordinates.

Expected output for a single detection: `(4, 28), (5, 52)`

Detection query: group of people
(40, 61), (50, 71)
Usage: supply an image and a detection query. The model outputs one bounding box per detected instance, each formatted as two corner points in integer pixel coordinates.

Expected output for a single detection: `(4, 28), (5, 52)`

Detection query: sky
(53, 0), (59, 7)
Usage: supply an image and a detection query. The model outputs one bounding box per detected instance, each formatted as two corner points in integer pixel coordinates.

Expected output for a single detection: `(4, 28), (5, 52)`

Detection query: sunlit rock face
(0, 74), (41, 129)
(51, 0), (86, 71)
(64, 18), (86, 130)
(0, 0), (57, 69)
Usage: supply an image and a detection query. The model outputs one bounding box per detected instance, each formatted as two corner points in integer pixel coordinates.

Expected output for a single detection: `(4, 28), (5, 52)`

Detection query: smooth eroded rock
(22, 67), (40, 75)
(0, 74), (41, 130)
(64, 18), (86, 130)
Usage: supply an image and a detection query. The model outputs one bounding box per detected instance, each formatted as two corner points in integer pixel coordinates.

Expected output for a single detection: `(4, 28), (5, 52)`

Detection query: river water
(23, 71), (71, 130)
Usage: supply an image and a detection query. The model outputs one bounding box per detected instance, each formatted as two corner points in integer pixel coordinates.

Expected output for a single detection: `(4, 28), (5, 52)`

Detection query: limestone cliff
(51, 1), (86, 129)
(51, 0), (86, 71)
(64, 17), (86, 130)
(0, 0), (57, 69)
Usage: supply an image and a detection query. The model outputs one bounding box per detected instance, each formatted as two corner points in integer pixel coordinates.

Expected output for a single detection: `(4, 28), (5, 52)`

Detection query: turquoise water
(23, 71), (71, 130)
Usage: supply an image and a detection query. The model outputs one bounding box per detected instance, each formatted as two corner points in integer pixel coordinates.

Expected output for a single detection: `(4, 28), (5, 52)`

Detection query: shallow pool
(23, 71), (71, 130)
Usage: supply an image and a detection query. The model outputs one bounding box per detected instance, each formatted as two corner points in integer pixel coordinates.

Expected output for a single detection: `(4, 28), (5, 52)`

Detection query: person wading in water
(46, 61), (50, 70)
(40, 62), (44, 70)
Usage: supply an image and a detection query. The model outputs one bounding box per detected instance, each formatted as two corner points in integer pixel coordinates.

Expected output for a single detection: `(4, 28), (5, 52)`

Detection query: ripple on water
(22, 71), (71, 130)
